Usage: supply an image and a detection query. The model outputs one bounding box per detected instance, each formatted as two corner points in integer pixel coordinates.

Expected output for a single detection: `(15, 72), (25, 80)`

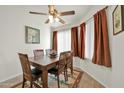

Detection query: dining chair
(45, 49), (52, 55)
(64, 51), (73, 80)
(18, 53), (43, 88)
(48, 52), (67, 88)
(33, 49), (44, 58)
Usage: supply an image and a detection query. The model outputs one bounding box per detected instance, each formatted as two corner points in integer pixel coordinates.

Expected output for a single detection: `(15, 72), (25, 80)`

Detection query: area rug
(13, 69), (83, 88)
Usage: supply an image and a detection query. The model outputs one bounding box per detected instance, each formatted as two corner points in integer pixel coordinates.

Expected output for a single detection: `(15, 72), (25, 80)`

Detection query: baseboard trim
(11, 82), (22, 88)
(0, 73), (22, 83)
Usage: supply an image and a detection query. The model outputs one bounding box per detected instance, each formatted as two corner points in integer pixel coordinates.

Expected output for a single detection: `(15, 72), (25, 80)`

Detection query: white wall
(0, 6), (51, 82)
(108, 6), (124, 87)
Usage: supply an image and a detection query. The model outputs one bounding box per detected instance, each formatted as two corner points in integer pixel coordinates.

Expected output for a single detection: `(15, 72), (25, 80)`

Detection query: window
(57, 29), (71, 54)
(85, 18), (94, 60)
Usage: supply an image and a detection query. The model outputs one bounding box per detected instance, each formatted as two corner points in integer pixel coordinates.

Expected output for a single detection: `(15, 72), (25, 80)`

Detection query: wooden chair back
(57, 52), (66, 73)
(64, 51), (73, 75)
(65, 51), (73, 64)
(33, 49), (44, 58)
(18, 53), (32, 80)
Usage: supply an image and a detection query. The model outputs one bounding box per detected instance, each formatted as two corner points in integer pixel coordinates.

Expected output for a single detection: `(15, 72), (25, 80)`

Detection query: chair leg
(71, 63), (73, 75)
(64, 68), (68, 81)
(70, 67), (73, 76)
(30, 81), (33, 88)
(22, 77), (25, 88)
(64, 69), (66, 81)
(66, 67), (68, 80)
(57, 75), (60, 88)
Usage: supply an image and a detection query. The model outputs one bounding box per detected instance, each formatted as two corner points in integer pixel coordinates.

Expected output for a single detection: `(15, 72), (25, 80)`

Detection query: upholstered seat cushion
(48, 67), (58, 74)
(31, 68), (42, 76)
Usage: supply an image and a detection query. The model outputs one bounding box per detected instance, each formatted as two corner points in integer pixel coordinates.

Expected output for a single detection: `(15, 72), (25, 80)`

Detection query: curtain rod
(76, 5), (109, 27)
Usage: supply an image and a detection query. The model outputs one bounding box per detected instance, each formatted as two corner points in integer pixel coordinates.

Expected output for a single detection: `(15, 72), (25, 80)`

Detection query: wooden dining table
(29, 55), (59, 88)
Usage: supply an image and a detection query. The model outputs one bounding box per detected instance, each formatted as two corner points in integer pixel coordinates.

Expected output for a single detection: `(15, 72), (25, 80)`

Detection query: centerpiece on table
(49, 50), (57, 58)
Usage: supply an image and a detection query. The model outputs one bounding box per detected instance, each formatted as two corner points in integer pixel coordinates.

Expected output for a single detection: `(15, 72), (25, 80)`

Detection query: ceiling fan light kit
(48, 15), (60, 23)
(29, 5), (75, 24)
(55, 17), (59, 22)
(48, 15), (53, 23)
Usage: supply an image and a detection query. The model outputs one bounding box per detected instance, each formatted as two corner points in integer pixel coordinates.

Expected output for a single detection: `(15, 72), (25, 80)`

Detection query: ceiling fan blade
(45, 19), (49, 24)
(58, 17), (65, 24)
(29, 11), (47, 15)
(60, 11), (75, 16)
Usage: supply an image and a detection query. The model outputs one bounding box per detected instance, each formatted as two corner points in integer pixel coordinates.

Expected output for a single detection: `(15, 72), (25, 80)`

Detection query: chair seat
(48, 67), (58, 74)
(31, 68), (42, 76)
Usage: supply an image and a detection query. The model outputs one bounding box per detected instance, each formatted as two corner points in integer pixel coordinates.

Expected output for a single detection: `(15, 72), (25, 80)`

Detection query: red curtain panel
(52, 31), (58, 51)
(71, 27), (79, 56)
(78, 23), (86, 59)
(92, 9), (111, 67)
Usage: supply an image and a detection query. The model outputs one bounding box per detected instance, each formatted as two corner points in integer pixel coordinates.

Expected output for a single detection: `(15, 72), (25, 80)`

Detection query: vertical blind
(57, 29), (71, 54)
(56, 18), (94, 60)
(85, 18), (94, 60)
(57, 19), (94, 60)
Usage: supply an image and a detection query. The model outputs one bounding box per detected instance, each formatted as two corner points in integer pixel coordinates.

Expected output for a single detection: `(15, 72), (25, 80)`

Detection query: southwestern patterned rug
(0, 68), (83, 88)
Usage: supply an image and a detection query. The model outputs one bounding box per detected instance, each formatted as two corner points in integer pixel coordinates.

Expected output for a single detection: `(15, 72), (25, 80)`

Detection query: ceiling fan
(29, 5), (75, 24)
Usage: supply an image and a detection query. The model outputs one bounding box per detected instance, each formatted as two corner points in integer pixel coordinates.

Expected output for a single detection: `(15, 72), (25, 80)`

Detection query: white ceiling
(26, 5), (95, 27)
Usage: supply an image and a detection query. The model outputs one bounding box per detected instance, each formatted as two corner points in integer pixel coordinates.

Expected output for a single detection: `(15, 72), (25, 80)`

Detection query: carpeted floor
(0, 68), (104, 88)
(15, 69), (82, 88)
(0, 68), (83, 88)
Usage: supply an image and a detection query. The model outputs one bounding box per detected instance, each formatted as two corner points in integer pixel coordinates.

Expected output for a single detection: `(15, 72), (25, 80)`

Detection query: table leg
(42, 69), (48, 88)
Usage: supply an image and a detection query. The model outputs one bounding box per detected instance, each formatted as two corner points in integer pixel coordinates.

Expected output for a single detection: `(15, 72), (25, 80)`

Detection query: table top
(29, 55), (59, 67)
